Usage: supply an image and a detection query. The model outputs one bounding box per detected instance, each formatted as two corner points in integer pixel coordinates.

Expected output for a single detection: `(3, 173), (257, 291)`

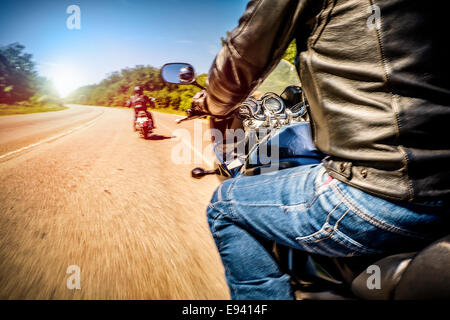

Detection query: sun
(48, 65), (83, 98)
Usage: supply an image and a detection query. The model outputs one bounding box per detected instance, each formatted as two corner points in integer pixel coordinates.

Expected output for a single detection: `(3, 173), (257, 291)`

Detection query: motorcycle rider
(179, 66), (195, 84)
(126, 86), (156, 128)
(188, 0), (450, 299)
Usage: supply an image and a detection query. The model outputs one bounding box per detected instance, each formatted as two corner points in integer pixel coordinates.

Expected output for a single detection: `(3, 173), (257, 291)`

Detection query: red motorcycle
(134, 110), (153, 139)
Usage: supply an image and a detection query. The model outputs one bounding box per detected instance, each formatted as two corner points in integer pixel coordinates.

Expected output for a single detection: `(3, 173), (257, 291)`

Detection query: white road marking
(0, 108), (213, 168)
(0, 111), (104, 160)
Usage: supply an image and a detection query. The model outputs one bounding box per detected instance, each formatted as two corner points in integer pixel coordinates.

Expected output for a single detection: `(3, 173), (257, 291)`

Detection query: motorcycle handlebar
(175, 114), (206, 124)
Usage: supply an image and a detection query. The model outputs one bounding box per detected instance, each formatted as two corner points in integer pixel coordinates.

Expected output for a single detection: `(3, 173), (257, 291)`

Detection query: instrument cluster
(236, 91), (307, 130)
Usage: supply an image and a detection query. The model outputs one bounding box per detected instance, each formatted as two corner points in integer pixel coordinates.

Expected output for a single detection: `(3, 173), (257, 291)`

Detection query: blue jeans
(207, 164), (448, 299)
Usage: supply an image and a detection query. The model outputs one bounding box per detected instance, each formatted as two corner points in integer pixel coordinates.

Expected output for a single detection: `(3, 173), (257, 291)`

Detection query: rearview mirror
(161, 63), (196, 84)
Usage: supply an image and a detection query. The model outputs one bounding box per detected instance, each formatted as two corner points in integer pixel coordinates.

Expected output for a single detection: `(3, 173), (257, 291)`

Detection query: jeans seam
(314, 166), (327, 190)
(230, 166), (316, 190)
(215, 201), (284, 208)
(208, 205), (239, 298)
(295, 201), (343, 242)
(226, 175), (242, 200)
(208, 203), (229, 250)
(216, 183), (224, 202)
(284, 180), (337, 211)
(314, 241), (346, 257)
(221, 167), (331, 209)
(221, 188), (330, 210)
(297, 241), (330, 256)
(297, 205), (383, 255)
(331, 182), (425, 239)
(331, 229), (383, 255)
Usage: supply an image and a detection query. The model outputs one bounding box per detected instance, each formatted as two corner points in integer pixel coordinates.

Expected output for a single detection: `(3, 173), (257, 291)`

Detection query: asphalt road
(0, 105), (229, 299)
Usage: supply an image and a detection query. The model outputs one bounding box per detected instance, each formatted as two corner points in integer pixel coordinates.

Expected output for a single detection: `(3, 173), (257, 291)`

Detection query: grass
(0, 104), (68, 116)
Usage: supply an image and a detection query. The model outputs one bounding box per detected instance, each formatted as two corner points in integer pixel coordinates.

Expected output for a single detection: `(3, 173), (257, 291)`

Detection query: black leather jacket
(205, 0), (450, 202)
(126, 94), (153, 113)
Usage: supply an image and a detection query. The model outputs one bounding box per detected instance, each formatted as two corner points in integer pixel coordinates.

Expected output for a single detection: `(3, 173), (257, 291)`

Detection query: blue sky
(0, 0), (247, 96)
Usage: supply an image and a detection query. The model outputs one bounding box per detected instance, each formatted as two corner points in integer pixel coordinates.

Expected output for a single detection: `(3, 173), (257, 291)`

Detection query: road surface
(0, 105), (229, 299)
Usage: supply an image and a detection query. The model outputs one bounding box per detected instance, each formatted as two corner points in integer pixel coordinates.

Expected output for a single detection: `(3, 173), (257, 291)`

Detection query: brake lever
(175, 114), (206, 124)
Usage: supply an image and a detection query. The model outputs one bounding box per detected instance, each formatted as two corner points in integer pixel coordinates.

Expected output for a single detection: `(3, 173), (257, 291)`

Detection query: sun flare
(49, 65), (83, 98)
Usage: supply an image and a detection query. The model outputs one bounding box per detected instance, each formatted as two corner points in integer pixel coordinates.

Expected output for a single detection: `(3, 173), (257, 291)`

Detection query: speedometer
(262, 94), (284, 114)
(237, 97), (260, 119)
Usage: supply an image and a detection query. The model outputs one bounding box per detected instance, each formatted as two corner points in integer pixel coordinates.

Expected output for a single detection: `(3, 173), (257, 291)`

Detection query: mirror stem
(193, 81), (206, 90)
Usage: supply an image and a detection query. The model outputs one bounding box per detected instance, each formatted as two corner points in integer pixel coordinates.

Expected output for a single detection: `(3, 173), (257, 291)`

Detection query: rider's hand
(187, 90), (210, 118)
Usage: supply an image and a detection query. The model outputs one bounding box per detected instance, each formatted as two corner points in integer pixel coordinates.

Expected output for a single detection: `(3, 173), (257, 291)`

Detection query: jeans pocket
(295, 218), (384, 256)
(295, 221), (336, 243)
(294, 199), (384, 256)
(294, 199), (347, 244)
(331, 180), (430, 240)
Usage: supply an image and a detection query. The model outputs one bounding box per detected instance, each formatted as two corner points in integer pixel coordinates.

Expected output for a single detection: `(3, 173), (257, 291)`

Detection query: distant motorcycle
(134, 110), (153, 139)
(161, 61), (450, 300)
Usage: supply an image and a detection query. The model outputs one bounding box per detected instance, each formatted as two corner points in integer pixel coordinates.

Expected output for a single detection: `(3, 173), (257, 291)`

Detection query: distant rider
(126, 86), (155, 128)
(179, 66), (195, 84)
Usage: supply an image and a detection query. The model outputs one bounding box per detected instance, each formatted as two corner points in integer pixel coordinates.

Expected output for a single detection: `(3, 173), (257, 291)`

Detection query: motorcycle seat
(351, 235), (450, 299)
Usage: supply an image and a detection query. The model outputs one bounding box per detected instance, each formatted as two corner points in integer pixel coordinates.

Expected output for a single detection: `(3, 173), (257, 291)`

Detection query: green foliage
(0, 103), (67, 116)
(282, 39), (297, 65)
(0, 43), (60, 107)
(67, 36), (296, 112)
(66, 65), (207, 113)
(0, 43), (37, 103)
(255, 59), (300, 95)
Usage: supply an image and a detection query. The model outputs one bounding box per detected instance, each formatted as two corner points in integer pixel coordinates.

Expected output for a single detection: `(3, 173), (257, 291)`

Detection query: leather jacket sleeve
(206, 0), (311, 116)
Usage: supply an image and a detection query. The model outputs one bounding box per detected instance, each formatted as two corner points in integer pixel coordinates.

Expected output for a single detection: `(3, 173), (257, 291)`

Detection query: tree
(282, 39), (297, 65)
(66, 35), (297, 111)
(66, 64), (206, 113)
(0, 43), (38, 103)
